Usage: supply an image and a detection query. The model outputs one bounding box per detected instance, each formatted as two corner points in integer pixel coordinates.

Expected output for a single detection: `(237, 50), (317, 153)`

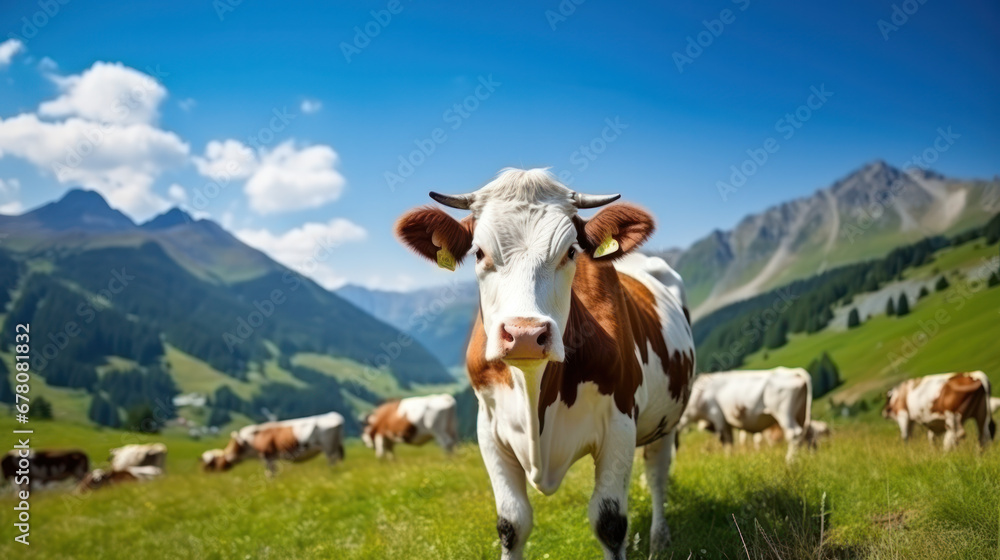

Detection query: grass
(2, 415), (997, 559)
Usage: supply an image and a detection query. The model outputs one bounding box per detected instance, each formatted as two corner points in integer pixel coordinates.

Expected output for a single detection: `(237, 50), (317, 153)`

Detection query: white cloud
(192, 139), (256, 181)
(300, 99), (322, 114)
(39, 61), (167, 126)
(0, 113), (189, 219)
(0, 39), (24, 69)
(245, 141), (346, 214)
(38, 56), (57, 72)
(167, 183), (187, 204)
(235, 218), (367, 289)
(0, 178), (22, 215)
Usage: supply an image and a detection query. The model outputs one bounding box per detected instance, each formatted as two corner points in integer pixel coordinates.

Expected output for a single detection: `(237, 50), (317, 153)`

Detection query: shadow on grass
(630, 483), (866, 560)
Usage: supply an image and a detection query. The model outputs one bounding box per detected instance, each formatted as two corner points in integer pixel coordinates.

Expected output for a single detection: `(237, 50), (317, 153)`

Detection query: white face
(473, 197), (579, 364)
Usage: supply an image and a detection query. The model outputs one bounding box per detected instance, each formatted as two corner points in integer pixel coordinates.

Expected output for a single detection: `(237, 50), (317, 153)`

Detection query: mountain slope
(662, 161), (1000, 318)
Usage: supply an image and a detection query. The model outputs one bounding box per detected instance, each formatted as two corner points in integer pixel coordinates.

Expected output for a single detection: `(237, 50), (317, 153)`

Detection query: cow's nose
(500, 319), (552, 360)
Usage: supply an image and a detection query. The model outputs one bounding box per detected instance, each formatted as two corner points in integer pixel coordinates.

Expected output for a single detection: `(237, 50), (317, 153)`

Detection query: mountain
(337, 282), (479, 370)
(660, 161), (1000, 318)
(1, 188), (136, 232)
(0, 190), (454, 430)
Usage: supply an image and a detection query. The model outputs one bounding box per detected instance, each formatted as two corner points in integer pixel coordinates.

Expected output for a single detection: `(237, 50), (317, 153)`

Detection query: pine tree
(764, 319), (789, 349)
(847, 307), (861, 328)
(0, 361), (13, 404)
(886, 297), (896, 316)
(33, 396), (53, 420)
(918, 286), (930, 299)
(935, 276), (950, 292)
(896, 293), (910, 316)
(989, 272), (999, 288)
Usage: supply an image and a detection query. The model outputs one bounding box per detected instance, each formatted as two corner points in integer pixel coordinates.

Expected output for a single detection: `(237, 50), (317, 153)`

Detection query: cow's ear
(575, 203), (654, 262)
(395, 207), (475, 269)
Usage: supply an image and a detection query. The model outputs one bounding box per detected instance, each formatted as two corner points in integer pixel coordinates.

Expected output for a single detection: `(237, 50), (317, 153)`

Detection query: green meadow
(1, 415), (998, 560)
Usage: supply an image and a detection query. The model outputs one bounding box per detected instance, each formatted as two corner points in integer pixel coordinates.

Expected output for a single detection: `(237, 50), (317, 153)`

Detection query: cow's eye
(476, 248), (485, 262)
(567, 247), (576, 260)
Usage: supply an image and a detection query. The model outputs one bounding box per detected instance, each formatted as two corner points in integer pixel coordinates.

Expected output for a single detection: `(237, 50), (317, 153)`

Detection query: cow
(108, 443), (167, 471)
(883, 371), (995, 450)
(361, 394), (458, 459)
(679, 367), (812, 462)
(77, 465), (164, 492)
(395, 168), (695, 560)
(2, 449), (89, 491)
(217, 412), (345, 477)
(200, 449), (228, 472)
(740, 419), (831, 450)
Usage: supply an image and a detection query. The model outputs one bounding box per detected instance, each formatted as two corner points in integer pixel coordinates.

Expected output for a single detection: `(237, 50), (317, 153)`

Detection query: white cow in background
(681, 367), (812, 461)
(109, 443), (167, 471)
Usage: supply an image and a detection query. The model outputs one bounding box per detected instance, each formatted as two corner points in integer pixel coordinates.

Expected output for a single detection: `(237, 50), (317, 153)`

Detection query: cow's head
(882, 388), (899, 419)
(396, 168), (654, 366)
(360, 414), (376, 449)
(222, 432), (249, 466)
(200, 449), (230, 472)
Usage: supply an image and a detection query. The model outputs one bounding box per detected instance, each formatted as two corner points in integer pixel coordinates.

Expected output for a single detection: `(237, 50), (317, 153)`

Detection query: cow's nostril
(501, 326), (514, 343)
(536, 333), (549, 347)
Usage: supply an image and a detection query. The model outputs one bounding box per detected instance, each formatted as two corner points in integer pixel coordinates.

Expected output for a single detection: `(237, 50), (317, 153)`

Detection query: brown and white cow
(2, 449), (89, 491)
(883, 371), (995, 450)
(77, 465), (164, 492)
(108, 443), (167, 471)
(361, 394), (458, 458)
(679, 368), (812, 462)
(395, 168), (695, 560)
(213, 412), (345, 477)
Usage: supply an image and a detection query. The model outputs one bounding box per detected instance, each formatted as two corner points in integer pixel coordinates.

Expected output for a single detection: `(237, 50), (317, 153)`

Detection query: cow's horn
(429, 192), (474, 210)
(571, 192), (621, 208)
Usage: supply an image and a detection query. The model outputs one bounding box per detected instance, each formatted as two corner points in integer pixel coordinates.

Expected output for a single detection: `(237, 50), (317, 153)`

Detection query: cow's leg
(434, 432), (456, 455)
(895, 412), (912, 442)
(926, 429), (937, 447)
(643, 431), (675, 559)
(374, 434), (395, 460)
(943, 411), (961, 451)
(590, 417), (635, 560)
(774, 414), (806, 463)
(263, 457), (277, 479)
(478, 430), (531, 560)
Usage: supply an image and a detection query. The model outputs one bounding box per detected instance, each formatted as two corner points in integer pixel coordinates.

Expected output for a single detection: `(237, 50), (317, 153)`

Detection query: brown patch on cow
(395, 207), (475, 266)
(252, 426), (301, 459)
(574, 203), (655, 262)
(466, 312), (514, 390)
(365, 400), (419, 443)
(931, 374), (985, 416)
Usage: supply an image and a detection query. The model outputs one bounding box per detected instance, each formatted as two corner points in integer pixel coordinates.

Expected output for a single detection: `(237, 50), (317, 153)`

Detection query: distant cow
(200, 449), (227, 472)
(216, 412), (345, 477)
(109, 443), (167, 471)
(2, 449), (89, 491)
(680, 367), (812, 461)
(361, 394), (458, 459)
(78, 465), (164, 492)
(883, 371), (995, 450)
(741, 419), (831, 450)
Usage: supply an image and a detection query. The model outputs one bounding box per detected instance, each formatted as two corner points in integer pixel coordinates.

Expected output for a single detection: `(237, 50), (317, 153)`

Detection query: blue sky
(1, 0), (997, 290)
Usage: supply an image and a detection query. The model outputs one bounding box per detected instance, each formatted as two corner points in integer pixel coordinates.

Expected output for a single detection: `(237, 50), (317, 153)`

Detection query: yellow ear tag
(436, 247), (456, 271)
(593, 235), (619, 258)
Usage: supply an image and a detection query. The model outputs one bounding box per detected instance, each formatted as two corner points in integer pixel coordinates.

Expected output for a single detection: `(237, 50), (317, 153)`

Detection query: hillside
(0, 190), (454, 432)
(655, 161), (1000, 318)
(337, 282), (479, 369)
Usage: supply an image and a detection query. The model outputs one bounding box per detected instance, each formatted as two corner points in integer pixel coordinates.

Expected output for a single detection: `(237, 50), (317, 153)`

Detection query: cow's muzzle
(499, 318), (555, 361)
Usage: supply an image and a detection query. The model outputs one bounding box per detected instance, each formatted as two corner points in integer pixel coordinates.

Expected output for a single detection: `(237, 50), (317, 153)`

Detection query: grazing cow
(200, 449), (228, 472)
(361, 394), (459, 459)
(395, 168), (695, 560)
(78, 465), (163, 492)
(219, 412), (345, 477)
(108, 443), (167, 471)
(740, 420), (831, 450)
(2, 450), (89, 491)
(883, 371), (995, 450)
(679, 368), (812, 462)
